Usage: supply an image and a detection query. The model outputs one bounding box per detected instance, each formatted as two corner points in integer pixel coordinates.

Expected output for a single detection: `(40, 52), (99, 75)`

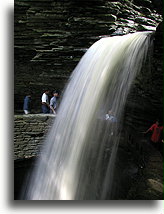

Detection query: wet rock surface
(126, 140), (163, 199)
(124, 20), (163, 130)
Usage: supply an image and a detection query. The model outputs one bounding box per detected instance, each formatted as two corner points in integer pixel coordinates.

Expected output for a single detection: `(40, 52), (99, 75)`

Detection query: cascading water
(25, 31), (152, 200)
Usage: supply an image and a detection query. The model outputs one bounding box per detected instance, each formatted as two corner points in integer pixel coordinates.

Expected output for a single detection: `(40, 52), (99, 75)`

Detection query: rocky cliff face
(14, 0), (162, 113)
(124, 21), (163, 130)
(14, 1), (163, 200)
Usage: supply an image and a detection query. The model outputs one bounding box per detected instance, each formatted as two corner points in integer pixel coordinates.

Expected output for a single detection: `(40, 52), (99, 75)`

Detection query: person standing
(23, 94), (31, 114)
(41, 90), (50, 113)
(144, 119), (163, 153)
(50, 90), (59, 115)
(105, 110), (117, 136)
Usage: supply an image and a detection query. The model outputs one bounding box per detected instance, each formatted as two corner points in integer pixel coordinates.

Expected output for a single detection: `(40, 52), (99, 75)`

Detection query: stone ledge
(14, 114), (55, 160)
(14, 113), (56, 118)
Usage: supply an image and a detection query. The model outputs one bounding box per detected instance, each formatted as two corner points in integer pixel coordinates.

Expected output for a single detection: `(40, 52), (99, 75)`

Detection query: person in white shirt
(41, 90), (50, 113)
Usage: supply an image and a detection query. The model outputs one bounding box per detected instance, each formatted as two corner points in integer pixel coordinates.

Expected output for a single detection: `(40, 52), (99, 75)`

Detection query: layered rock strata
(14, 0), (162, 112)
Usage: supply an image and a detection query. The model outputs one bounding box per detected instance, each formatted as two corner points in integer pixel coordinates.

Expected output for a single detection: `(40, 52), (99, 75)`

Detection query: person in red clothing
(144, 119), (163, 154)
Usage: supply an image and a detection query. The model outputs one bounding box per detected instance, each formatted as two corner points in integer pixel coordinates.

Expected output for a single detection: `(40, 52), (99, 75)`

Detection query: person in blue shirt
(50, 90), (59, 115)
(23, 94), (31, 114)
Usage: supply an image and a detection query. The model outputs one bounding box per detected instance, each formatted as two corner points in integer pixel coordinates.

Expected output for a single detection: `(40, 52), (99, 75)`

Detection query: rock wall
(124, 20), (163, 130)
(14, 114), (55, 159)
(113, 128), (163, 199)
(125, 130), (163, 199)
(14, 0), (162, 113)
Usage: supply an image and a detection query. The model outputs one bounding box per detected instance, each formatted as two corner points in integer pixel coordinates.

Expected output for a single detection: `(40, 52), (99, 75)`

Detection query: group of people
(23, 94), (163, 154)
(41, 90), (59, 114)
(23, 89), (59, 115)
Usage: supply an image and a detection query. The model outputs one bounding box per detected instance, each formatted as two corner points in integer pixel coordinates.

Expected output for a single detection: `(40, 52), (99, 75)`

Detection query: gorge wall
(14, 1), (163, 199)
(14, 0), (163, 115)
(124, 20), (163, 130)
(14, 114), (55, 160)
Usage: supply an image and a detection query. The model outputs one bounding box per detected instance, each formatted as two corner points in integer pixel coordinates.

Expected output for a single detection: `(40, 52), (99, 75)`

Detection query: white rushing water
(25, 32), (152, 200)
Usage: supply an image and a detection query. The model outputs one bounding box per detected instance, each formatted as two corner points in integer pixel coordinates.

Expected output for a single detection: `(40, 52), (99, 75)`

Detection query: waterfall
(25, 32), (152, 200)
